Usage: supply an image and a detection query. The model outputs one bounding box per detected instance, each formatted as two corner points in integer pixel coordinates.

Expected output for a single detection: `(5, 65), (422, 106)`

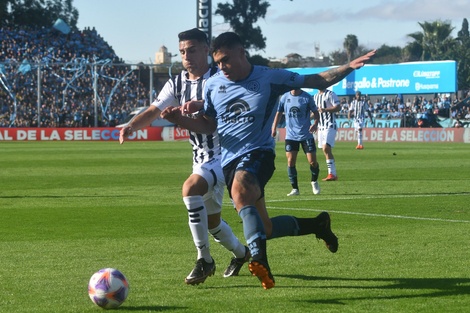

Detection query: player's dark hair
(211, 32), (244, 54)
(178, 28), (208, 44)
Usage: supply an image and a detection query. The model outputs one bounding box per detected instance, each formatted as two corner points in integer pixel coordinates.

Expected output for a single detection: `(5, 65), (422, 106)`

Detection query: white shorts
(317, 127), (337, 149)
(354, 119), (365, 131)
(192, 158), (225, 215)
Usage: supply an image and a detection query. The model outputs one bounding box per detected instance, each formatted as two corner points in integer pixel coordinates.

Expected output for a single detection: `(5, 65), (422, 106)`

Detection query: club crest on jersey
(221, 99), (255, 124)
(246, 80), (260, 93)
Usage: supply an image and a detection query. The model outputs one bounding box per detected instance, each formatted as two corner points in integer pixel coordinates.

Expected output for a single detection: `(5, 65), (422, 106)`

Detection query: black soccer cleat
(185, 258), (216, 285)
(315, 211), (339, 253)
(223, 246), (251, 278)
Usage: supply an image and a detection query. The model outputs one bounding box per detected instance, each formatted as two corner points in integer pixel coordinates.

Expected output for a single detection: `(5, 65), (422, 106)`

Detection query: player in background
(272, 88), (321, 196)
(314, 88), (341, 181)
(348, 90), (372, 149)
(162, 32), (375, 289)
(119, 28), (249, 285)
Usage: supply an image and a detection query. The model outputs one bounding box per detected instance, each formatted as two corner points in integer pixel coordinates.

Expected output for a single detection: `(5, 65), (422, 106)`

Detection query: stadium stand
(0, 25), (149, 127)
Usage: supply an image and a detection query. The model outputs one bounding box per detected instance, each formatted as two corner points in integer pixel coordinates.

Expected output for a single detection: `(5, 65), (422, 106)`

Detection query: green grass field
(1, 140), (469, 313)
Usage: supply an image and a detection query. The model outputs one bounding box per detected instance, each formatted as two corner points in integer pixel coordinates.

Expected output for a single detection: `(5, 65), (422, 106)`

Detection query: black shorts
(285, 138), (316, 154)
(223, 149), (275, 199)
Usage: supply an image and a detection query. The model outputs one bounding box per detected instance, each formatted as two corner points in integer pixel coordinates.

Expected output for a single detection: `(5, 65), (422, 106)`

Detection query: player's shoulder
(205, 70), (225, 85)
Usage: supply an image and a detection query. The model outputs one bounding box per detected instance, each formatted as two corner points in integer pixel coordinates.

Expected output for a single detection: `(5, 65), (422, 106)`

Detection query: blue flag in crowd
(17, 60), (31, 74)
(53, 18), (71, 35)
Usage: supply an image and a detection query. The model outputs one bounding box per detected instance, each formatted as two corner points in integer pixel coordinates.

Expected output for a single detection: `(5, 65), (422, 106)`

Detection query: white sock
(183, 196), (211, 262)
(358, 131), (363, 145)
(326, 159), (336, 176)
(209, 219), (246, 259)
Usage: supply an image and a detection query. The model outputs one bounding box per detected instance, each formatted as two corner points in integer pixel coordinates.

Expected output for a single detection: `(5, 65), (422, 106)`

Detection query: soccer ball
(88, 268), (129, 309)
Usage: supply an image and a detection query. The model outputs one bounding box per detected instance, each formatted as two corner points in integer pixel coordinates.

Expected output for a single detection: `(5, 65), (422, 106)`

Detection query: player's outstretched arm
(119, 106), (161, 144)
(160, 106), (216, 134)
(303, 50), (376, 90)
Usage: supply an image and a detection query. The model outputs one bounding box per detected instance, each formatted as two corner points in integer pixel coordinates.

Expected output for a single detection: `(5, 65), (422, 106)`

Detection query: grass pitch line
(266, 206), (470, 224)
(266, 192), (470, 203)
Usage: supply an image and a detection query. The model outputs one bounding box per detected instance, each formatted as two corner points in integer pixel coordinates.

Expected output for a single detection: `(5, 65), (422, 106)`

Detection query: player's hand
(350, 50), (376, 69)
(181, 100), (204, 115)
(271, 129), (277, 138)
(161, 106), (182, 124)
(119, 125), (133, 144)
(309, 124), (318, 133)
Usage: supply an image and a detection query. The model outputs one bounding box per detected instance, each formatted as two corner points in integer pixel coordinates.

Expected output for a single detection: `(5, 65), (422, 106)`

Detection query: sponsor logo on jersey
(221, 99), (255, 123)
(288, 106), (302, 118)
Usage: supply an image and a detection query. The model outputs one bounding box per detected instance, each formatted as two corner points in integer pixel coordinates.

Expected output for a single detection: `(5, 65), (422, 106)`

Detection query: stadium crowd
(1, 26), (469, 128)
(0, 25), (149, 127)
(337, 93), (470, 128)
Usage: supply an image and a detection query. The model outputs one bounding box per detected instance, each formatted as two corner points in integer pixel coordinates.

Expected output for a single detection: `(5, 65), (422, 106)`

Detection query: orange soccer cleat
(322, 174), (338, 181)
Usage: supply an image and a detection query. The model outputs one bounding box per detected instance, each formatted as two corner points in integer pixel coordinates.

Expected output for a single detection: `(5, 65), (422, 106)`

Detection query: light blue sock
(238, 205), (266, 259)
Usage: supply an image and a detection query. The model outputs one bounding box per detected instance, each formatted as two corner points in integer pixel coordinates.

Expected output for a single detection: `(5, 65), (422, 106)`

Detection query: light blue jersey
(204, 66), (305, 167)
(277, 90), (317, 141)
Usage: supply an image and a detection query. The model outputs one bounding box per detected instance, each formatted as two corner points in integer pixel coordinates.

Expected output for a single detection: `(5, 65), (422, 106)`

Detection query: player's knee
(207, 213), (221, 229)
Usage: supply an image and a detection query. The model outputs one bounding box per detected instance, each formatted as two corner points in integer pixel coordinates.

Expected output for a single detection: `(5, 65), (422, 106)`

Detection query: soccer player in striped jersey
(119, 28), (249, 285)
(314, 88), (341, 181)
(272, 88), (321, 196)
(348, 90), (371, 149)
(163, 32), (375, 289)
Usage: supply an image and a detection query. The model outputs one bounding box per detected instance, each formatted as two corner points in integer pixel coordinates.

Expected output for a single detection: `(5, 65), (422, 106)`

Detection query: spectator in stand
(453, 119), (463, 128)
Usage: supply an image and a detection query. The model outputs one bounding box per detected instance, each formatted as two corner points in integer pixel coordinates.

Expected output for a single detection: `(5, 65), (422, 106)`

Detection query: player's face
(212, 46), (245, 81)
(179, 39), (209, 75)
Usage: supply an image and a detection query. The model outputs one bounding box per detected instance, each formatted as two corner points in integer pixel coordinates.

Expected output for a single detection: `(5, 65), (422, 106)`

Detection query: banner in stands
(289, 60), (457, 96)
(1, 127), (469, 143)
(336, 118), (402, 128)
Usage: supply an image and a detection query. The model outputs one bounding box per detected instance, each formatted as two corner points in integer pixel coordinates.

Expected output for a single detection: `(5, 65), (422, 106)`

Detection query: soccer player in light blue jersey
(272, 88), (321, 196)
(120, 28), (249, 286)
(162, 32), (376, 289)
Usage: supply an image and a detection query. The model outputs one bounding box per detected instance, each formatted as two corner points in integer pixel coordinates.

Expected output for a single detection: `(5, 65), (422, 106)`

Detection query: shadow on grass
(121, 305), (186, 311)
(276, 274), (470, 304)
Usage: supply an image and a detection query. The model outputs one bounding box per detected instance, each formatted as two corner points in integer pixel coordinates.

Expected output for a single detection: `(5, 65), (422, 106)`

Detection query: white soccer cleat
(287, 189), (300, 196)
(312, 181), (321, 195)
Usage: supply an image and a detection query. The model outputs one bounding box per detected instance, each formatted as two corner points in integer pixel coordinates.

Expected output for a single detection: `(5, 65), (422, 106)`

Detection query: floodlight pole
(93, 64), (98, 127)
(37, 63), (41, 127)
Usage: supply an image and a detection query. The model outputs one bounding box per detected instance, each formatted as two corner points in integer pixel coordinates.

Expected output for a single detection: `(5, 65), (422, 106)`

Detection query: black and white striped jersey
(349, 98), (369, 121)
(152, 67), (220, 165)
(313, 89), (340, 129)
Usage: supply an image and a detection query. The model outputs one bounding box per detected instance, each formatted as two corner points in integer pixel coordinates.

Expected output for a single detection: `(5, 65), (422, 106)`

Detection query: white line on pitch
(266, 192), (470, 202)
(266, 206), (470, 223)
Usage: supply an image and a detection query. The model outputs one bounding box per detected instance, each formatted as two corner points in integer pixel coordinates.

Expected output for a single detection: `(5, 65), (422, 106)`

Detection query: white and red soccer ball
(88, 268), (129, 309)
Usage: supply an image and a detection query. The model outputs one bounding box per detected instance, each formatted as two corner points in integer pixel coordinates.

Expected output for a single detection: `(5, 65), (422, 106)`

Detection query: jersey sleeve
(331, 92), (340, 106)
(151, 78), (178, 110)
(277, 94), (286, 113)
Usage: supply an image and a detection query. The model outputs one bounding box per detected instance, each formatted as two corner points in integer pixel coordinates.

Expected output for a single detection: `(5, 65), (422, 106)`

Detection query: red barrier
(0, 127), (165, 141)
(1, 127), (468, 143)
(276, 127), (469, 143)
